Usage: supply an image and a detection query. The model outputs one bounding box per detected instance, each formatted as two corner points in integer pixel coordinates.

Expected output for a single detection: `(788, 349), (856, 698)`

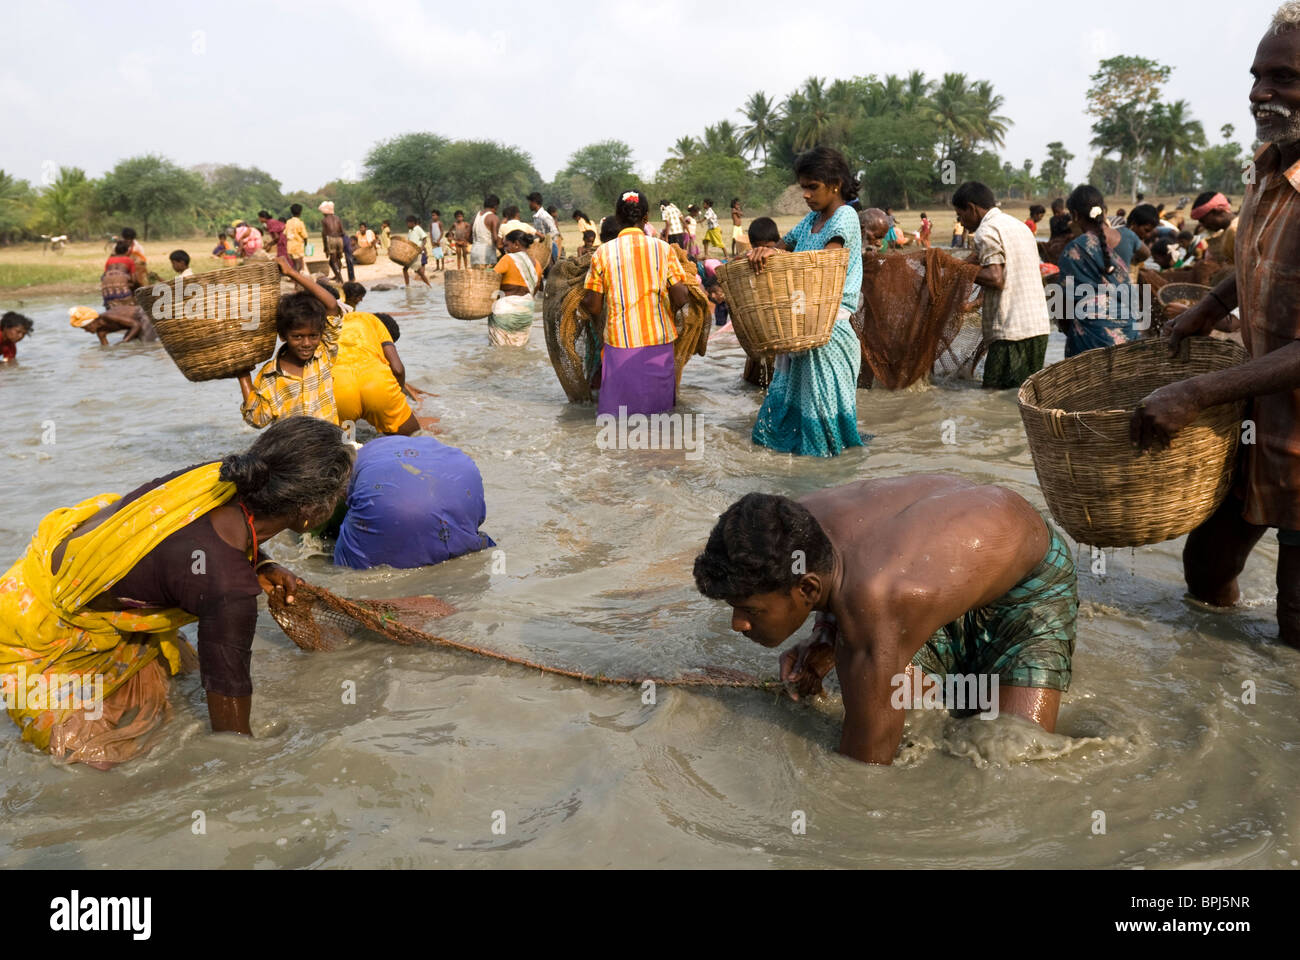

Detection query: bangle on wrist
(255, 558), (278, 572)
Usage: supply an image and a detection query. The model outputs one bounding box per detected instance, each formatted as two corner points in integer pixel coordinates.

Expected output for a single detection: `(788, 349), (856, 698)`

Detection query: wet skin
(726, 475), (1061, 764)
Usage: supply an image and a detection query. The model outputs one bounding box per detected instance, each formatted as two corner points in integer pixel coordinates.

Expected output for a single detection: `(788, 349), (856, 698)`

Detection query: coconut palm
(702, 120), (743, 156)
(784, 76), (833, 151)
(1146, 99), (1206, 192)
(669, 136), (701, 161)
(739, 91), (780, 164)
(970, 80), (1011, 150)
(925, 73), (979, 161)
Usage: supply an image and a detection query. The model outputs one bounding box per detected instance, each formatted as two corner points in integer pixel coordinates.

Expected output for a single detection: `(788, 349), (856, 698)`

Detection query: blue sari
(1057, 231), (1143, 357)
(752, 205), (864, 457)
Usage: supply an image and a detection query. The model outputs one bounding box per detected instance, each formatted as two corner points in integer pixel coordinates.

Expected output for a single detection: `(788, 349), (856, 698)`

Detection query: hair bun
(219, 453), (270, 493)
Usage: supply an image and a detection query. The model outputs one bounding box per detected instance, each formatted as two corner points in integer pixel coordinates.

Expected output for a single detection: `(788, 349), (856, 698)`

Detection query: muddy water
(1, 286), (1297, 869)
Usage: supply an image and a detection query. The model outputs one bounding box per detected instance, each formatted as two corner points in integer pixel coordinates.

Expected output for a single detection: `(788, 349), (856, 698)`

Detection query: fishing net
(542, 255), (602, 403)
(268, 581), (783, 692)
(541, 248), (710, 404)
(856, 248), (982, 389)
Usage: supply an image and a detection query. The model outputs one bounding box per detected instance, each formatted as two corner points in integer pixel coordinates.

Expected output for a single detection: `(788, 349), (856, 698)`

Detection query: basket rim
(1016, 337), (1248, 417)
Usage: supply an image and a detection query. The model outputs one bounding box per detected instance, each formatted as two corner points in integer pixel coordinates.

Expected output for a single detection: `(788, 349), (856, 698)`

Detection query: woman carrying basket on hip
(745, 146), (864, 457)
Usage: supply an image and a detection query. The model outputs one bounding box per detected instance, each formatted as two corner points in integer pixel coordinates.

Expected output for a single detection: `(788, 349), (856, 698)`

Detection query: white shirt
(972, 207), (1050, 342)
(531, 207), (558, 238)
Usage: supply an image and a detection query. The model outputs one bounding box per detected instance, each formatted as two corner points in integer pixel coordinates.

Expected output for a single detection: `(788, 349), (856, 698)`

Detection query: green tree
(435, 139), (541, 214)
(1085, 55), (1172, 201)
(701, 121), (743, 156)
(364, 132), (450, 216)
(784, 77), (836, 151)
(36, 167), (95, 238)
(739, 91), (780, 163)
(924, 73), (979, 163)
(1145, 99), (1205, 192)
(97, 154), (204, 239)
(849, 113), (936, 209)
(1039, 141), (1074, 196)
(564, 140), (637, 207)
(676, 154), (752, 208)
(0, 170), (35, 244)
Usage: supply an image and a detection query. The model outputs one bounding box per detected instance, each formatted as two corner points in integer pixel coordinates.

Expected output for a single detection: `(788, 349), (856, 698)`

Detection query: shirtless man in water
(693, 475), (1078, 765)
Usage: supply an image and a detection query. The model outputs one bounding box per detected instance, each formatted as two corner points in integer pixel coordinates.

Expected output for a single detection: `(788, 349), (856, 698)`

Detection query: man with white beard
(1132, 1), (1300, 649)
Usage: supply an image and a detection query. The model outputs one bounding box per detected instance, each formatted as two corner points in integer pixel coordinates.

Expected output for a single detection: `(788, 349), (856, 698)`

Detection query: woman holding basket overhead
(745, 146), (863, 457)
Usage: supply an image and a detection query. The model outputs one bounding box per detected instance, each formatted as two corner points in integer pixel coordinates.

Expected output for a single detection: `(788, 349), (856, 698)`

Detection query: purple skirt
(597, 343), (676, 418)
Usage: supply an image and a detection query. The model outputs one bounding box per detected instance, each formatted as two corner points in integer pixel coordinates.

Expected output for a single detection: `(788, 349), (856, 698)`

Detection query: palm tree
(970, 80), (1011, 150)
(703, 120), (743, 156)
(785, 76), (833, 151)
(739, 91), (779, 164)
(1146, 100), (1206, 192)
(669, 136), (701, 161)
(903, 70), (931, 111)
(925, 73), (978, 162)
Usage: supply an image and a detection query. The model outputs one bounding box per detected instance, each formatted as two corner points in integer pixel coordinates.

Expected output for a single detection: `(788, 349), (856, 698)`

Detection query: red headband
(1190, 193), (1230, 220)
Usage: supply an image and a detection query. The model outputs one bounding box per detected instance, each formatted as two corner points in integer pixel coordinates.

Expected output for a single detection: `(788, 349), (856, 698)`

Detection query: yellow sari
(0, 462), (235, 762)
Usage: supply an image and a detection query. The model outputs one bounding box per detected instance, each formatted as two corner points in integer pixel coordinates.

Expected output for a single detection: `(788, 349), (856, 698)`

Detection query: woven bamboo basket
(352, 244), (377, 265)
(133, 261), (281, 381)
(533, 240), (552, 273)
(445, 269), (501, 319)
(716, 248), (848, 359)
(1018, 337), (1248, 547)
(1155, 282), (1211, 328)
(388, 236), (421, 267)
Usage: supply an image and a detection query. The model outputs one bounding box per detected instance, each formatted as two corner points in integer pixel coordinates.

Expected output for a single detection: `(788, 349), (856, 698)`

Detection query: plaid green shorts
(911, 525), (1077, 692)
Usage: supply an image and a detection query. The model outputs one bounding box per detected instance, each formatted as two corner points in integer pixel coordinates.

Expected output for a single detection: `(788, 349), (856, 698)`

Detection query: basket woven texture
(352, 244), (377, 265)
(715, 248), (847, 359)
(1018, 337), (1248, 547)
(388, 236), (421, 267)
(133, 261), (281, 381)
(445, 269), (501, 320)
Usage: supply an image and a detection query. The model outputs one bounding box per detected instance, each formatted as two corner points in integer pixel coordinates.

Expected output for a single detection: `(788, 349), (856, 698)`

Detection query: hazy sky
(0, 0), (1272, 194)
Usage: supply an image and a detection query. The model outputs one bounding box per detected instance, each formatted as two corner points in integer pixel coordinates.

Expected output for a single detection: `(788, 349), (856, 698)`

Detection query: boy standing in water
(452, 211), (471, 270)
(238, 258), (344, 428)
(402, 215), (432, 287)
(429, 209), (445, 272)
(694, 476), (1078, 765)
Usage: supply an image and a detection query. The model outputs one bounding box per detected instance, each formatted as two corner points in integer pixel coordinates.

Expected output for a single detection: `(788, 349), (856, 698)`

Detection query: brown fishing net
(541, 248), (710, 404)
(542, 255), (601, 403)
(268, 581), (782, 691)
(856, 248), (982, 389)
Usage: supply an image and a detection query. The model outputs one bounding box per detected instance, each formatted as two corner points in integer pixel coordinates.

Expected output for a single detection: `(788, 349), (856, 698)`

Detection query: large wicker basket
(133, 262), (281, 381)
(445, 269), (501, 319)
(716, 248), (848, 359)
(1018, 337), (1249, 547)
(352, 244), (377, 265)
(388, 236), (421, 267)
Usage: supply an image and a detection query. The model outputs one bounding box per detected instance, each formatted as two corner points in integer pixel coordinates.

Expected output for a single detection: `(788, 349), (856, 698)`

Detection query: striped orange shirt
(1237, 142), (1300, 528)
(584, 228), (686, 349)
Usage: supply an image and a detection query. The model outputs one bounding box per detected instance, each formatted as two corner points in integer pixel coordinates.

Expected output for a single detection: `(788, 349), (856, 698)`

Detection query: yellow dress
(0, 463), (234, 763)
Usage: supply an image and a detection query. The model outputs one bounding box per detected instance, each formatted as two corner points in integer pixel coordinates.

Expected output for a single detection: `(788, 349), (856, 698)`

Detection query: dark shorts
(982, 334), (1048, 389)
(911, 525), (1077, 693)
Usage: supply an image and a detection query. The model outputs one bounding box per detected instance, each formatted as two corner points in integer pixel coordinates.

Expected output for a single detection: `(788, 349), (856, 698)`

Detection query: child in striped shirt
(238, 259), (344, 428)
